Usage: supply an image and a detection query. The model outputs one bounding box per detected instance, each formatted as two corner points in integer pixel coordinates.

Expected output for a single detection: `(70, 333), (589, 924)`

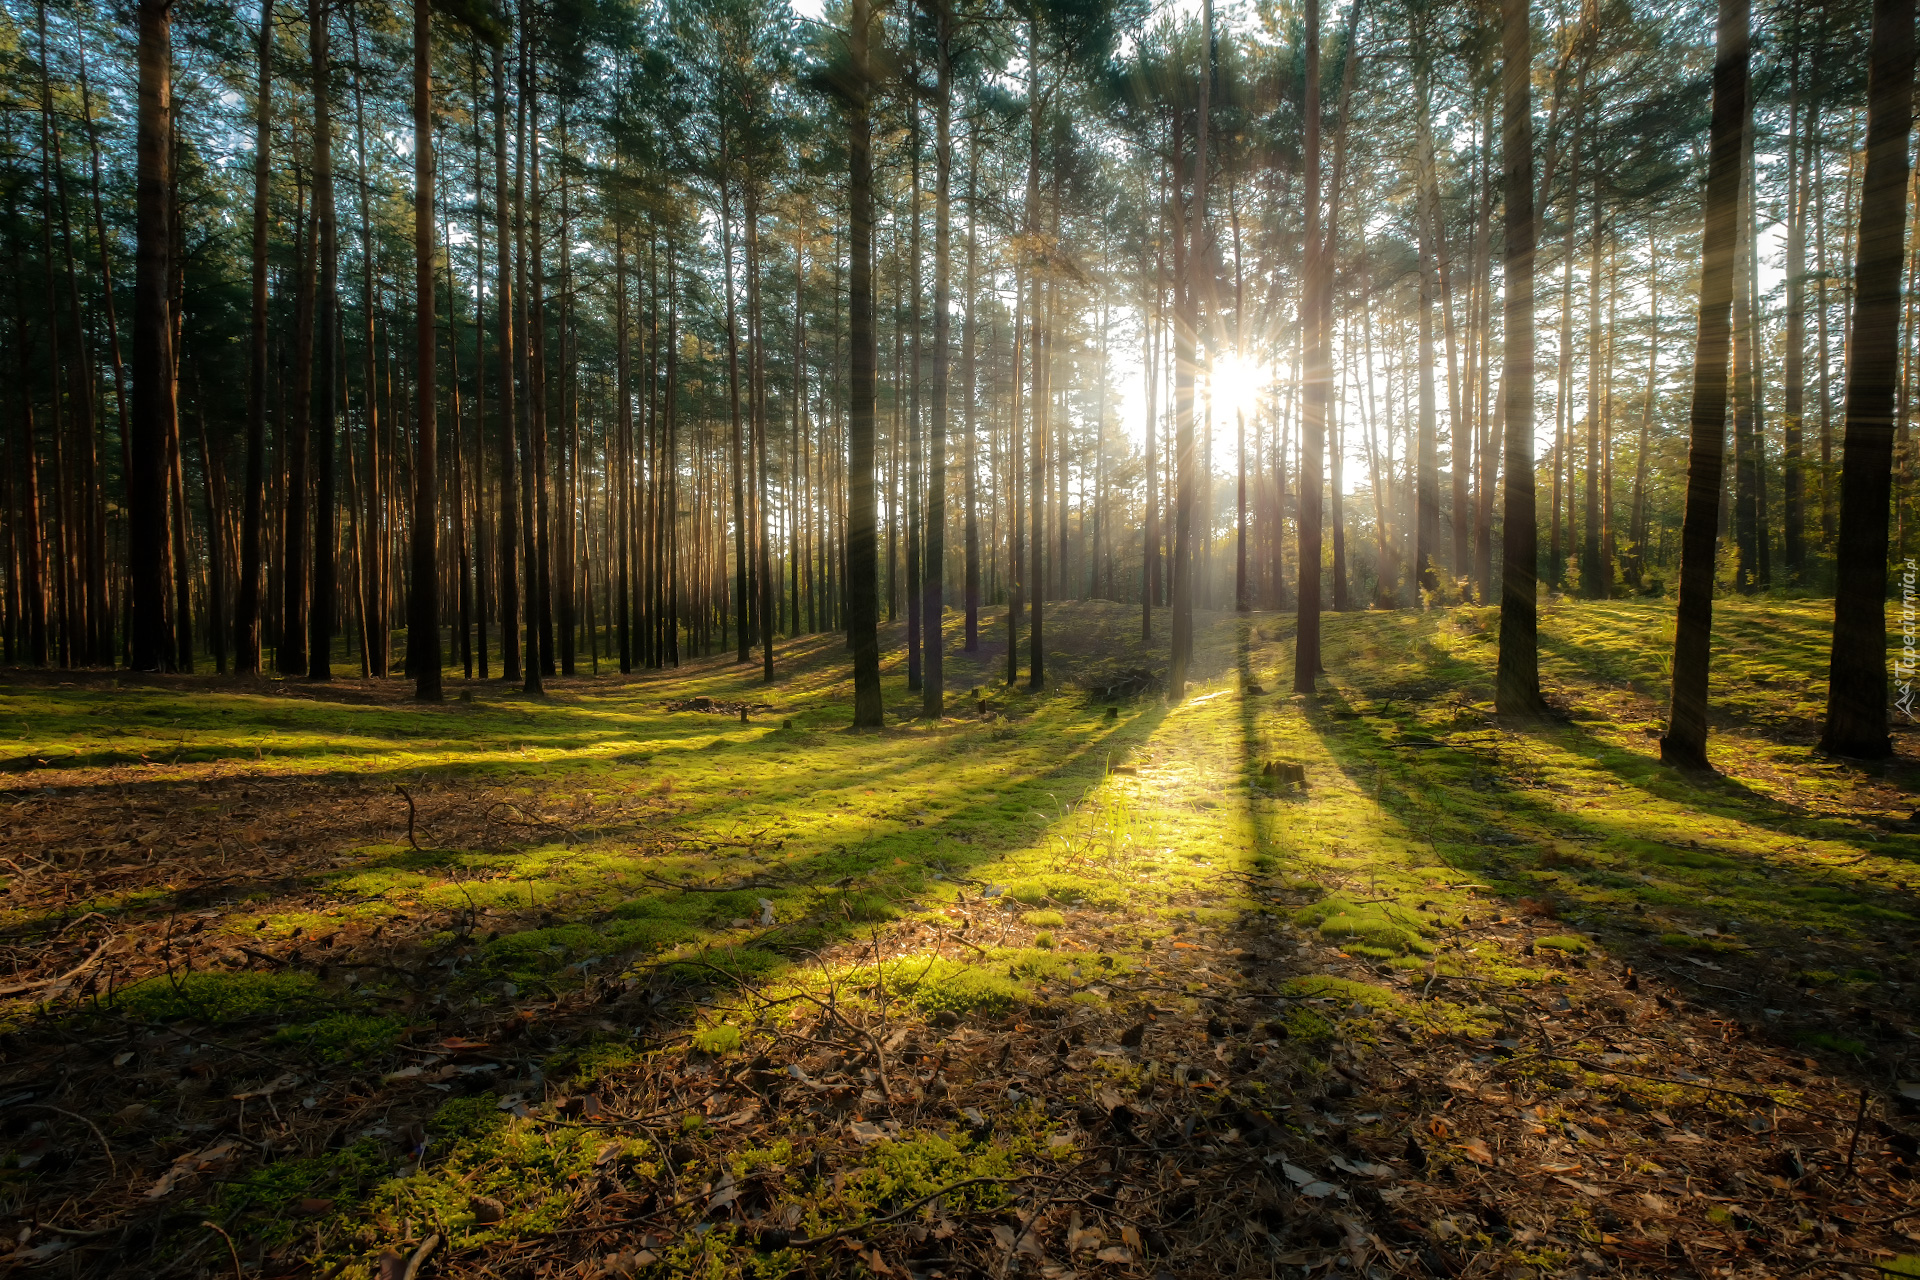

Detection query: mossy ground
(1, 596), (1916, 1278)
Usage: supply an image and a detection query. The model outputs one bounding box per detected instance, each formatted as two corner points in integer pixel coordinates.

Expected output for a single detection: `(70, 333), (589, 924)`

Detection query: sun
(1209, 351), (1266, 422)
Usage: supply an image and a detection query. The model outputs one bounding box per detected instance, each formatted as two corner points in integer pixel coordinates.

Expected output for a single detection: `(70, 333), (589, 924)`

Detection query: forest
(2, 0), (1920, 1274)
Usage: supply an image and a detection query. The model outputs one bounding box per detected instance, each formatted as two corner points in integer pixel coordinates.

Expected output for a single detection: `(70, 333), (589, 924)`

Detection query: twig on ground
(787, 1174), (1056, 1248)
(1495, 1052), (1843, 1122)
(0, 935), (113, 997)
(23, 1105), (117, 1176)
(395, 786), (421, 851)
(200, 1221), (243, 1280)
(1843, 1088), (1869, 1178)
(638, 871), (784, 894)
(401, 1233), (441, 1280)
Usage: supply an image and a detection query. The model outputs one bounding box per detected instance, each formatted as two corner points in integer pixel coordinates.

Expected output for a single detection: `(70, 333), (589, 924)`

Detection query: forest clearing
(2, 601), (1918, 1278)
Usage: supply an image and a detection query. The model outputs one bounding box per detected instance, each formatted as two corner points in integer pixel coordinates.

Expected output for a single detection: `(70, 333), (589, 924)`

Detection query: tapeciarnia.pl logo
(1898, 559), (1917, 722)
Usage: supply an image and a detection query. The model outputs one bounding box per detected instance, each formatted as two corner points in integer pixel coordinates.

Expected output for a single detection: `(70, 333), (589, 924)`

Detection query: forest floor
(1, 595), (1918, 1280)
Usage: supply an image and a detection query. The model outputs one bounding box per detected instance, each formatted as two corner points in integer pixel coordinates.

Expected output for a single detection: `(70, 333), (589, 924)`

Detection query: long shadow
(1298, 673), (1919, 1071)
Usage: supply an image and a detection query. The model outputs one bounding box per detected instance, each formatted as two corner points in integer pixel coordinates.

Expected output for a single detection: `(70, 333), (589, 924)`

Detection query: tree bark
(923, 3), (952, 715)
(129, 0), (174, 673)
(309, 0), (337, 679)
(409, 0), (440, 700)
(1294, 0), (1325, 690)
(847, 0), (883, 727)
(1821, 0), (1916, 759)
(1496, 0), (1546, 716)
(1661, 0), (1748, 770)
(235, 0), (272, 674)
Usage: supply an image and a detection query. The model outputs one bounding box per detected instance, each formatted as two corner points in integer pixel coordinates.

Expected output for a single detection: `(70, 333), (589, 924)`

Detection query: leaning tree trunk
(128, 0), (173, 673)
(1496, 0), (1546, 716)
(846, 0), (883, 728)
(1661, 0), (1749, 770)
(409, 0), (441, 700)
(1821, 0), (1917, 759)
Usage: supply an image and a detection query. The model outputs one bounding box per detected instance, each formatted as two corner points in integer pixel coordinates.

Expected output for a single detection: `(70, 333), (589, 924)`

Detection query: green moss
(428, 1095), (510, 1142)
(117, 971), (325, 1024)
(1534, 935), (1591, 954)
(1281, 1006), (1336, 1043)
(211, 1139), (390, 1247)
(669, 945), (784, 985)
(837, 890), (901, 923)
(887, 957), (1028, 1019)
(1798, 1030), (1868, 1056)
(1657, 932), (1745, 954)
(692, 1024), (743, 1055)
(1280, 975), (1402, 1010)
(269, 1012), (406, 1064)
(1022, 909), (1066, 927)
(1002, 874), (1127, 909)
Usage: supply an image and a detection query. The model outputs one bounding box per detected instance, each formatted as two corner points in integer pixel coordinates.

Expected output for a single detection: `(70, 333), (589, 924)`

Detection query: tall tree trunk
(1822, 0), (1916, 758)
(494, 40), (519, 685)
(129, 0), (173, 672)
(1496, 0), (1545, 715)
(1661, 0), (1748, 770)
(963, 113), (980, 652)
(283, 157), (314, 676)
(309, 0), (337, 680)
(1294, 0), (1325, 689)
(1629, 236), (1657, 586)
(847, 0), (883, 727)
(1322, 0), (1362, 614)
(1174, 0), (1211, 698)
(1783, 55), (1807, 583)
(236, 0), (271, 674)
(77, 42), (126, 666)
(350, 6), (387, 677)
(924, 7), (951, 714)
(409, 0), (440, 700)
(749, 185), (774, 682)
(1583, 158), (1607, 596)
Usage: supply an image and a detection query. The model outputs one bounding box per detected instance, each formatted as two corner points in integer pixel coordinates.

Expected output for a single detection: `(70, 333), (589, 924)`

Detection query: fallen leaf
(1457, 1138), (1493, 1166)
(1554, 1175), (1606, 1198)
(1095, 1246), (1133, 1263)
(1281, 1162), (1318, 1186)
(470, 1195), (506, 1225)
(849, 1120), (887, 1145)
(1329, 1153), (1394, 1178)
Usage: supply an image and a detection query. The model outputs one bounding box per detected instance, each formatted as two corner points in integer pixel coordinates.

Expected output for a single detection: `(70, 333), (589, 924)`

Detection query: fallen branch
(638, 871), (784, 894)
(1494, 1051), (1843, 1122)
(787, 1174), (1055, 1248)
(23, 1104), (117, 1175)
(401, 1233), (440, 1280)
(395, 786), (421, 851)
(0, 935), (113, 997)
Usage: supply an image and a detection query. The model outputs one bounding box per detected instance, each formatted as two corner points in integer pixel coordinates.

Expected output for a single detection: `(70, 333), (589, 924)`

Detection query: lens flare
(1209, 351), (1266, 422)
